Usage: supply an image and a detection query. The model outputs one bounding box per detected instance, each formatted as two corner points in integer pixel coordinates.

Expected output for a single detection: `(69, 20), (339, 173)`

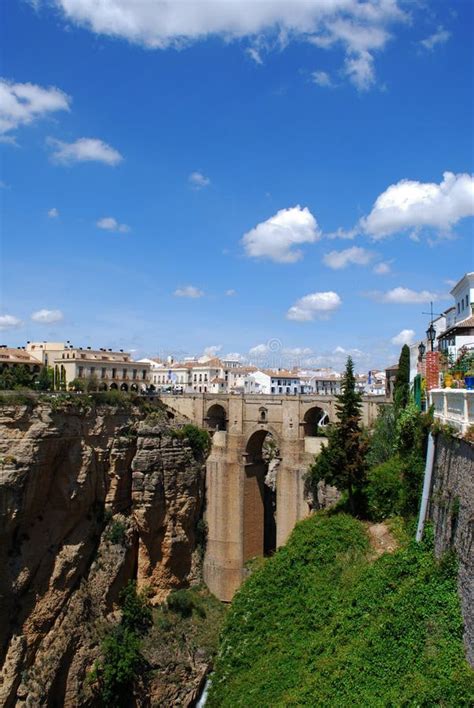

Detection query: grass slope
(208, 514), (474, 707)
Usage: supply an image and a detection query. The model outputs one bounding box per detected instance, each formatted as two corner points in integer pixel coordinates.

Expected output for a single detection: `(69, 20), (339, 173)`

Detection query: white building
(437, 273), (474, 361)
(250, 369), (303, 395)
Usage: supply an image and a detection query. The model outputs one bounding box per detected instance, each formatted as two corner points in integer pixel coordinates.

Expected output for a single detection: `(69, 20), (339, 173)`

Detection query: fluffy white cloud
(0, 78), (70, 139)
(360, 172), (474, 239)
(31, 309), (64, 324)
(249, 343), (270, 357)
(371, 287), (444, 304)
(287, 291), (342, 321)
(225, 289), (236, 296)
(96, 216), (130, 233)
(47, 137), (123, 166)
(189, 171), (210, 189)
(174, 285), (204, 298)
(242, 205), (320, 263)
(420, 26), (451, 51)
(48, 207), (59, 218)
(45, 0), (406, 90)
(0, 314), (22, 330)
(391, 329), (415, 346)
(323, 246), (374, 269)
(373, 261), (391, 275)
(312, 70), (332, 87)
(203, 345), (222, 358)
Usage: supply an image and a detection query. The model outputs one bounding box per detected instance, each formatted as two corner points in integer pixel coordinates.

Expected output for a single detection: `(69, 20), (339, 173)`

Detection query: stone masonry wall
(429, 434), (474, 666)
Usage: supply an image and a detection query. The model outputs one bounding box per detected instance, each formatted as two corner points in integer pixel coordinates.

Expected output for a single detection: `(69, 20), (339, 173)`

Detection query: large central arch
(205, 403), (227, 431)
(243, 429), (280, 561)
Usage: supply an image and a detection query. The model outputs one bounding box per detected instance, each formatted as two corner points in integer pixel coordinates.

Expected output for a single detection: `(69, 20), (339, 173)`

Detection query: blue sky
(1, 0), (473, 370)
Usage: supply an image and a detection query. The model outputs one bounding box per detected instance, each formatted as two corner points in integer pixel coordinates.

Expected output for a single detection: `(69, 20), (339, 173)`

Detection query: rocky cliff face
(0, 401), (207, 706)
(430, 434), (474, 667)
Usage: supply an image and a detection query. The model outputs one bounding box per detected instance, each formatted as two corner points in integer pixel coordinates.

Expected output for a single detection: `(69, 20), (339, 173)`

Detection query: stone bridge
(163, 393), (381, 601)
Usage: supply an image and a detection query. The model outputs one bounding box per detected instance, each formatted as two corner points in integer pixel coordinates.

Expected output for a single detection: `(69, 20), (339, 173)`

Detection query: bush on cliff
(208, 514), (474, 707)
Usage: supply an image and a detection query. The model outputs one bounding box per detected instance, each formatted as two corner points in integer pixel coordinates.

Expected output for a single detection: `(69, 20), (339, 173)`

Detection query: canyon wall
(429, 434), (474, 666)
(0, 401), (207, 706)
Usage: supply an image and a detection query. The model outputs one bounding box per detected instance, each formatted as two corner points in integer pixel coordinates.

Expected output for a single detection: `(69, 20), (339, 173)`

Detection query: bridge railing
(429, 388), (474, 434)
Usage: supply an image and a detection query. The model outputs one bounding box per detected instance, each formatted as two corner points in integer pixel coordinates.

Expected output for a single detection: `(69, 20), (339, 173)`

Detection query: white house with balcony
(437, 273), (474, 361)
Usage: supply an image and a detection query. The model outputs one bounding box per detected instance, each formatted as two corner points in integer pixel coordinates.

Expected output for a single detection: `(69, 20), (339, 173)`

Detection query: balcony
(429, 389), (474, 434)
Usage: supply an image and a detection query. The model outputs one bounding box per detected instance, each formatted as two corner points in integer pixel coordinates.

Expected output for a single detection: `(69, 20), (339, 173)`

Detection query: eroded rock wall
(429, 434), (474, 666)
(0, 402), (206, 706)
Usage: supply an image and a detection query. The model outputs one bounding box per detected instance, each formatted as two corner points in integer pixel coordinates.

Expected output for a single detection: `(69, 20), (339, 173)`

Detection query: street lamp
(426, 323), (436, 352)
(418, 341), (426, 360)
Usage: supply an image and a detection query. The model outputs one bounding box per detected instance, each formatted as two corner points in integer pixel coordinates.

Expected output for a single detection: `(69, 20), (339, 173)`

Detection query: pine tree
(393, 344), (410, 410)
(310, 357), (367, 516)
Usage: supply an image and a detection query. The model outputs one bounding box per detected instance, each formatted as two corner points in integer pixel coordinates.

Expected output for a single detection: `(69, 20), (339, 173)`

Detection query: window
(199, 374), (202, 382)
(78, 366), (84, 378)
(123, 369), (127, 379)
(271, 386), (275, 393)
(101, 368), (106, 379)
(133, 369), (137, 380)
(142, 370), (147, 380)
(457, 303), (460, 314)
(90, 366), (95, 376)
(112, 368), (116, 379)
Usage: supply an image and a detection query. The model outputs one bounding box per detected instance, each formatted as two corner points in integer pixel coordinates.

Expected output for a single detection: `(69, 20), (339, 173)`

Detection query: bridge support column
(276, 440), (308, 547)
(203, 432), (244, 602)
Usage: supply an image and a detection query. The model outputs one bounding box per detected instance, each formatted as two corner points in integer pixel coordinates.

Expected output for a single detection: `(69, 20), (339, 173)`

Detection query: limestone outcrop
(0, 401), (206, 706)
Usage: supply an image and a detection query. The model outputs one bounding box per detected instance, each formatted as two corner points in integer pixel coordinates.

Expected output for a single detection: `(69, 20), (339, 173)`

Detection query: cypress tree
(310, 357), (367, 516)
(393, 344), (410, 410)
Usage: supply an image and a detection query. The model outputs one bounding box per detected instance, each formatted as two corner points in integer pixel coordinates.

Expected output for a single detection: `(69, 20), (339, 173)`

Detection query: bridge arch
(302, 406), (330, 437)
(205, 403), (227, 431)
(243, 427), (280, 560)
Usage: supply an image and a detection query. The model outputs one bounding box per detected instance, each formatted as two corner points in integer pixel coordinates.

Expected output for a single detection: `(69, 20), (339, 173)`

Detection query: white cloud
(420, 26), (451, 51)
(48, 207), (59, 218)
(371, 287), (445, 304)
(45, 0), (406, 90)
(249, 343), (270, 357)
(47, 137), (123, 166)
(373, 261), (391, 275)
(189, 171), (210, 189)
(323, 246), (374, 269)
(174, 285), (204, 298)
(0, 314), (22, 330)
(287, 291), (342, 321)
(242, 205), (320, 263)
(283, 346), (313, 356)
(0, 78), (70, 139)
(203, 345), (222, 358)
(225, 289), (237, 296)
(246, 47), (263, 65)
(96, 216), (130, 233)
(391, 329), (415, 346)
(360, 172), (474, 239)
(31, 309), (64, 324)
(312, 70), (332, 87)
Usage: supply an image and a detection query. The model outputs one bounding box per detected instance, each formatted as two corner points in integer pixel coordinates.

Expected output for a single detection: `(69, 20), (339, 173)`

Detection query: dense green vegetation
(208, 514), (474, 707)
(309, 351), (433, 522)
(89, 582), (152, 707)
(310, 357), (368, 515)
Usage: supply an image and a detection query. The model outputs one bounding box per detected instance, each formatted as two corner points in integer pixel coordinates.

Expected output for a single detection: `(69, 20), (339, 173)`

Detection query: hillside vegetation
(208, 514), (474, 707)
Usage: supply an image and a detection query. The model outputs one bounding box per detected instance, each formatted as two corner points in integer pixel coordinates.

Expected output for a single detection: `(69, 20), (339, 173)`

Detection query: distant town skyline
(1, 1), (473, 369)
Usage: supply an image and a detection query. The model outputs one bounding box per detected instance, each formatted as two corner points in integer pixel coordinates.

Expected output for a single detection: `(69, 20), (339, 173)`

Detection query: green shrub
(366, 404), (397, 468)
(171, 424), (211, 458)
(91, 626), (143, 707)
(167, 589), (205, 618)
(120, 581), (152, 634)
(106, 520), (127, 545)
(366, 457), (405, 520)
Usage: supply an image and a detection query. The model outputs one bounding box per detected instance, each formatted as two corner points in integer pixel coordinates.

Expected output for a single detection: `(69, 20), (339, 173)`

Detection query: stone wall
(429, 434), (474, 666)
